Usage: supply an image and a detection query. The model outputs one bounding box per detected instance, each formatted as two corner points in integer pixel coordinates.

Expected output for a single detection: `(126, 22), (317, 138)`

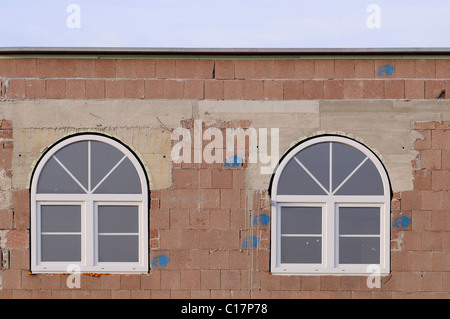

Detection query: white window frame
(31, 134), (149, 274)
(270, 136), (391, 276)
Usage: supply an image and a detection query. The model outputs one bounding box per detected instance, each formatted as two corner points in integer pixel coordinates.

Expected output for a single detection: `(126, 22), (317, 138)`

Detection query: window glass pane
(295, 142), (330, 192)
(334, 159), (384, 195)
(277, 158), (327, 196)
(98, 235), (139, 262)
(52, 141), (89, 191)
(98, 206), (139, 234)
(93, 157), (141, 194)
(281, 207), (322, 235)
(37, 157), (85, 194)
(90, 141), (125, 189)
(41, 205), (81, 233)
(41, 235), (81, 262)
(339, 207), (380, 235)
(281, 237), (321, 264)
(339, 237), (380, 264)
(332, 142), (366, 192)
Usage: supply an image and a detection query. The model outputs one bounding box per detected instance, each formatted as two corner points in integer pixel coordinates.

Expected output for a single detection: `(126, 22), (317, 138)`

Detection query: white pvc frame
(270, 136), (391, 276)
(31, 134), (149, 274)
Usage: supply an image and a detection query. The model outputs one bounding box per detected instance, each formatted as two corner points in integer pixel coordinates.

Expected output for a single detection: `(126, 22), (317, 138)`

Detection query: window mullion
(84, 199), (94, 268)
(325, 199), (335, 271)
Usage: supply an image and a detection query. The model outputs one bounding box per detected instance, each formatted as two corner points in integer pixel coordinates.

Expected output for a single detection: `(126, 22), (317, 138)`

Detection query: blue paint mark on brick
(253, 214), (271, 226)
(377, 64), (395, 77)
(242, 236), (259, 248)
(393, 216), (411, 228)
(224, 155), (243, 167)
(152, 255), (170, 268)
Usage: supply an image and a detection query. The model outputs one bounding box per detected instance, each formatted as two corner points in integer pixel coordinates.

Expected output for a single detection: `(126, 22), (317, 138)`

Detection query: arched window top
(273, 136), (390, 198)
(34, 134), (145, 195)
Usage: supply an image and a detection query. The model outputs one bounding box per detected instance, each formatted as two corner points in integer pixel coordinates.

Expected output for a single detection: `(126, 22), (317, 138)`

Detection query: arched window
(270, 136), (391, 275)
(30, 134), (149, 274)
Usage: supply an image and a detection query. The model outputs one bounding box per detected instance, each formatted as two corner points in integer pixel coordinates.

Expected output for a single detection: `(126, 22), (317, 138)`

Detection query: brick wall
(1, 58), (449, 101)
(0, 57), (449, 299)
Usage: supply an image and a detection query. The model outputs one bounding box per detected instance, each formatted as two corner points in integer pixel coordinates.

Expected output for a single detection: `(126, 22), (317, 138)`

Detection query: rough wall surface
(0, 57), (449, 299)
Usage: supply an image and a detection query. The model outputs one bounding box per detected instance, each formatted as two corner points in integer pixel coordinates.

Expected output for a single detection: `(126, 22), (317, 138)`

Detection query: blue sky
(1, 0), (449, 48)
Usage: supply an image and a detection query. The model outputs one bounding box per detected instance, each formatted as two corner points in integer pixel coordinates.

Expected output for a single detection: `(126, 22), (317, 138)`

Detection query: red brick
(431, 211), (450, 231)
(413, 170), (432, 190)
(212, 169), (233, 189)
(294, 60), (315, 79)
(144, 80), (164, 99)
(432, 170), (450, 191)
(124, 80), (145, 99)
(15, 59), (37, 78)
(243, 80), (264, 100)
(65, 79), (85, 99)
(432, 130), (450, 149)
(160, 270), (181, 290)
(45, 79), (66, 99)
(401, 191), (421, 211)
(209, 209), (230, 229)
(220, 270), (240, 289)
(196, 60), (215, 79)
(164, 80), (184, 99)
(304, 80), (324, 99)
(274, 60), (295, 79)
(414, 129), (432, 150)
(74, 59), (96, 78)
(436, 60), (450, 78)
(421, 190), (444, 210)
(201, 270), (221, 289)
(7, 230), (29, 249)
(36, 59), (56, 78)
(1, 270), (21, 289)
(156, 59), (175, 79)
(25, 79), (46, 99)
(116, 59), (136, 78)
(0, 59), (16, 78)
(355, 60), (375, 78)
(283, 80), (303, 99)
(415, 60), (436, 78)
(375, 59), (395, 77)
(422, 231), (442, 250)
(425, 80), (446, 99)
(184, 80), (204, 99)
(384, 80), (405, 99)
(324, 80), (344, 99)
(95, 59), (116, 78)
(105, 80), (125, 98)
(54, 59), (76, 78)
(263, 81), (283, 100)
(85, 80), (105, 99)
(0, 209), (12, 229)
(401, 230), (422, 251)
(314, 60), (334, 78)
(0, 148), (12, 169)
(220, 189), (241, 209)
(205, 80), (224, 99)
(200, 189), (220, 209)
(421, 149), (442, 170)
(135, 59), (156, 78)
(405, 80), (425, 99)
(234, 60), (254, 79)
(224, 80), (244, 99)
(254, 60), (275, 79)
(180, 270), (201, 289)
(170, 209), (189, 229)
(215, 60), (235, 80)
(363, 80), (384, 99)
(0, 80), (4, 98)
(442, 149), (450, 170)
(394, 59), (415, 78)
(335, 60), (355, 78)
(343, 80), (364, 99)
(7, 79), (26, 99)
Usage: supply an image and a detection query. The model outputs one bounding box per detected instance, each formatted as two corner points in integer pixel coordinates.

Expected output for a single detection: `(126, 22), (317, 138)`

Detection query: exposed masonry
(0, 57), (449, 299)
